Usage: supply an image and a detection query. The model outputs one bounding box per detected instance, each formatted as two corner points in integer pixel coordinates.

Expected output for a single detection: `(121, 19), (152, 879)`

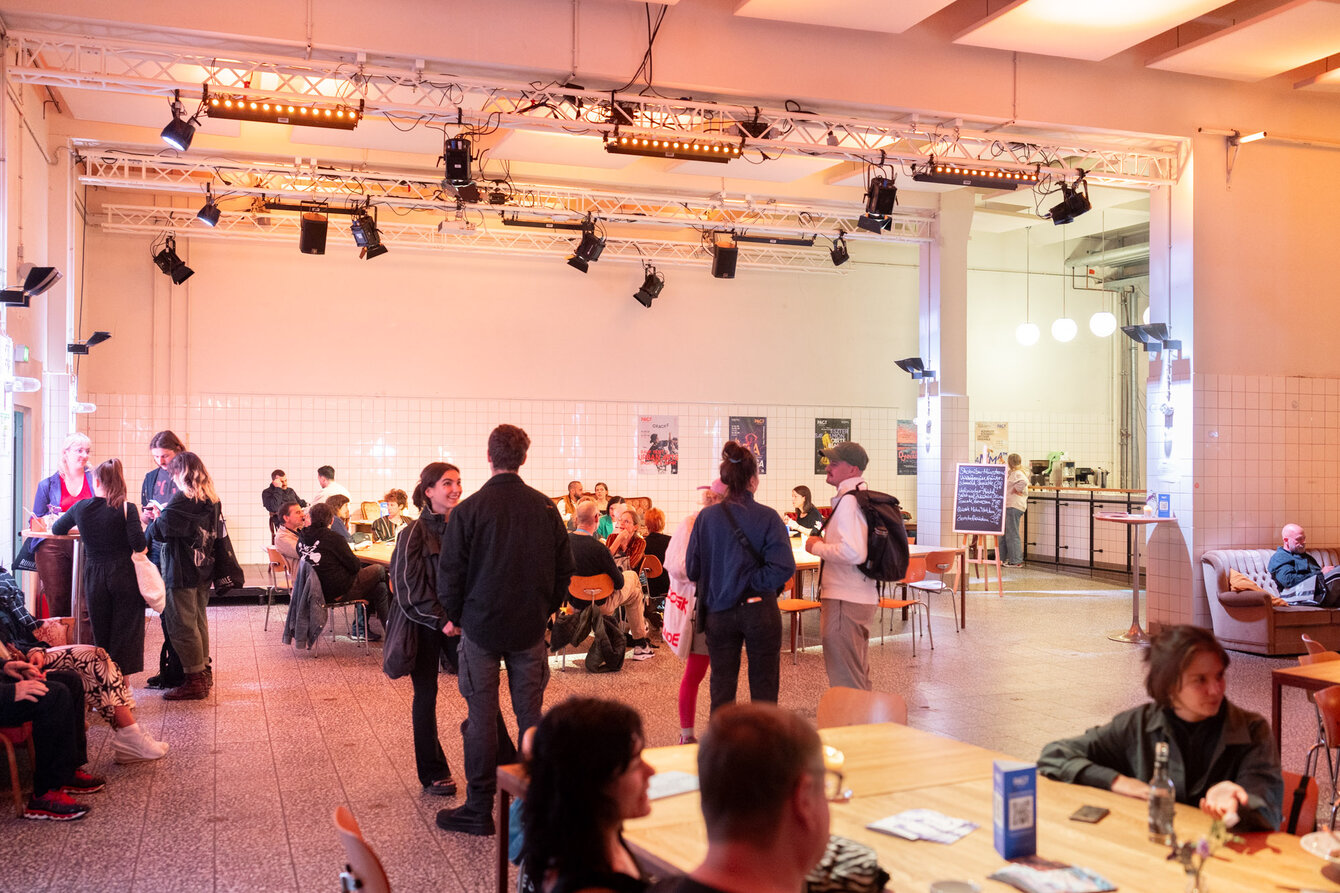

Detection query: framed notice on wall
(897, 420), (917, 476)
(637, 415), (678, 474)
(974, 421), (1009, 465)
(953, 463), (1007, 535)
(728, 416), (767, 474)
(814, 418), (851, 474)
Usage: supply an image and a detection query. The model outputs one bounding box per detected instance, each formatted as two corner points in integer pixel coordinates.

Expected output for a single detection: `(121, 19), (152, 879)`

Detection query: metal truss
(75, 144), (936, 243)
(98, 205), (847, 274)
(12, 30), (1184, 187)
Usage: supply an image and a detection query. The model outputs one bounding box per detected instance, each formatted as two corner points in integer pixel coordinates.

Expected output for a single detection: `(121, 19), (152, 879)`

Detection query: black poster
(728, 416), (767, 475)
(814, 418), (852, 474)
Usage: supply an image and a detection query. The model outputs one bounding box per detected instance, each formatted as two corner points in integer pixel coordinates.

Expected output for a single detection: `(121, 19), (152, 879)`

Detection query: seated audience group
(566, 499), (655, 660)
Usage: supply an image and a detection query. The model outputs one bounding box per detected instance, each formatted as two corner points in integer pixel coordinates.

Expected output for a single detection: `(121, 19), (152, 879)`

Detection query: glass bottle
(1148, 740), (1176, 845)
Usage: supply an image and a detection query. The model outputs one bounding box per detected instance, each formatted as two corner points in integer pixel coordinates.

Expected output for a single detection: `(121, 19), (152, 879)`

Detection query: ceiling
(12, 0), (1324, 271)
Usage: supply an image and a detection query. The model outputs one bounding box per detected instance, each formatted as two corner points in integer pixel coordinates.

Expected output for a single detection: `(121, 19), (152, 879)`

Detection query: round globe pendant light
(1052, 316), (1078, 342)
(1016, 321), (1040, 346)
(1090, 310), (1117, 336)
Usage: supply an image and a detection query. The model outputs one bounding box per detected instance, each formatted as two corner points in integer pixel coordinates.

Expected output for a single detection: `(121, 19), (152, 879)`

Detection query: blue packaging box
(993, 760), (1036, 860)
(1156, 493), (1171, 518)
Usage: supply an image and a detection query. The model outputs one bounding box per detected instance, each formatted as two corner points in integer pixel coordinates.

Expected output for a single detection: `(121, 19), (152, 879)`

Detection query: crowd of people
(6, 421), (1285, 860)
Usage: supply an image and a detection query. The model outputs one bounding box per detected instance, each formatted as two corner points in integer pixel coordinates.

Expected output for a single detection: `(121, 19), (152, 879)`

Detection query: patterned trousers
(43, 645), (135, 726)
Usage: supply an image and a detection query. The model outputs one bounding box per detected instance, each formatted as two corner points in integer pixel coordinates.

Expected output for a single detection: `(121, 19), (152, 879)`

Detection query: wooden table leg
(1272, 674), (1284, 756)
(496, 788), (510, 893)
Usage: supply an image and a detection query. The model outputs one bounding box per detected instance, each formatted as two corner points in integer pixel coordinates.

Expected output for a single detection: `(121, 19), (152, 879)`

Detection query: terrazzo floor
(0, 564), (1319, 892)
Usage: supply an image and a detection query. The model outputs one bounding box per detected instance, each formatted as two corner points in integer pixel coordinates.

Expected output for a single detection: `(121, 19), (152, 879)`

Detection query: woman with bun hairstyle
(686, 441), (795, 712)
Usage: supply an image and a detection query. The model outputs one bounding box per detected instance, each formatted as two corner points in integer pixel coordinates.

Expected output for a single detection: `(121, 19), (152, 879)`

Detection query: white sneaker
(631, 640), (655, 661)
(112, 723), (170, 763)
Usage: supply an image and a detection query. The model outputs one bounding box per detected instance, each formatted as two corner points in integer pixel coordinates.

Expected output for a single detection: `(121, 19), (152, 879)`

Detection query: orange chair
(334, 805), (391, 893)
(0, 723), (35, 817)
(263, 546), (292, 632)
(879, 556), (932, 655)
(778, 576), (822, 665)
(1303, 633), (1329, 655)
(1301, 652), (1340, 796)
(909, 550), (962, 632)
(1312, 685), (1340, 832)
(1283, 769), (1318, 835)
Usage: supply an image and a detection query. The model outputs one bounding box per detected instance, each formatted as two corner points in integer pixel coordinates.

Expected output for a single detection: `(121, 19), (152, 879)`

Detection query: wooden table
(356, 541), (395, 566)
(21, 529), (88, 644)
(619, 723), (1340, 893)
(1273, 660), (1340, 754)
(1093, 512), (1176, 644)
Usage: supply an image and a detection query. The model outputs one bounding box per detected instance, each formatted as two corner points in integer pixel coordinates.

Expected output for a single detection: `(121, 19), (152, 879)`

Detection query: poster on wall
(974, 421), (1010, 464)
(637, 415), (679, 474)
(896, 419), (917, 476)
(814, 418), (852, 474)
(728, 416), (768, 474)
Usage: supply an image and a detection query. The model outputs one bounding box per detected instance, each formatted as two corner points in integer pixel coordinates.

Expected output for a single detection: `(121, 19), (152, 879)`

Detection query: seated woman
(372, 488), (410, 543)
(789, 486), (823, 534)
(521, 697), (655, 893)
(0, 570), (167, 763)
(642, 508), (671, 606)
(1037, 625), (1282, 831)
(597, 496), (625, 540)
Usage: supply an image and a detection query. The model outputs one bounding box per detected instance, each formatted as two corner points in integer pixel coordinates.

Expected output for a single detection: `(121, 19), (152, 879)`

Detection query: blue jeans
(1004, 508), (1025, 564)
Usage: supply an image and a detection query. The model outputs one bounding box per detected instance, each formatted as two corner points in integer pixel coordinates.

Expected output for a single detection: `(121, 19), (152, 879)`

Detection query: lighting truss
(11, 31), (1184, 187)
(73, 144), (936, 243)
(97, 204), (847, 274)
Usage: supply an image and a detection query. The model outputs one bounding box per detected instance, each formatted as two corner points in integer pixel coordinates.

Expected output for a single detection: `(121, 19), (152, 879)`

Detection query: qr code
(1008, 794), (1035, 831)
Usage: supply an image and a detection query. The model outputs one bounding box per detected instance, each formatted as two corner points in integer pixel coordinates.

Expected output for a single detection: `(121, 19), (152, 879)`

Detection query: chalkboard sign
(953, 463), (1007, 535)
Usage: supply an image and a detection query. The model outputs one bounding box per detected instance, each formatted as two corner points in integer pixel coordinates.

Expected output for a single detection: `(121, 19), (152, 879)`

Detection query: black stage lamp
(196, 187), (221, 227)
(161, 92), (197, 151)
(894, 356), (935, 380)
(567, 224), (606, 273)
(443, 138), (472, 186)
(68, 331), (111, 355)
(152, 236), (194, 284)
(1047, 177), (1091, 226)
(350, 212), (388, 259)
(830, 234), (850, 267)
(634, 264), (664, 308)
(21, 265), (61, 297)
(299, 210), (329, 255)
(857, 176), (896, 234)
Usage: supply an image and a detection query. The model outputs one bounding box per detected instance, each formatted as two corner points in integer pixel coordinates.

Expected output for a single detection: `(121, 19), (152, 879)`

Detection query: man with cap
(804, 441), (876, 691)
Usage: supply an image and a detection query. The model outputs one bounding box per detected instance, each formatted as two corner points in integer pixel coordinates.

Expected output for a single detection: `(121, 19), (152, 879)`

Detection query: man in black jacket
(261, 469), (305, 531)
(435, 424), (574, 835)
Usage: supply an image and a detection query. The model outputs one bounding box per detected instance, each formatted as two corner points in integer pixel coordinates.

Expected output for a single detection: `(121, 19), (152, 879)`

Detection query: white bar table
(21, 529), (88, 644)
(1093, 512), (1176, 644)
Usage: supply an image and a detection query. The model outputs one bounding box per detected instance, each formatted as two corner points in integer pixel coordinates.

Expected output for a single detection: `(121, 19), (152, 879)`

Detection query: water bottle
(1147, 740), (1176, 845)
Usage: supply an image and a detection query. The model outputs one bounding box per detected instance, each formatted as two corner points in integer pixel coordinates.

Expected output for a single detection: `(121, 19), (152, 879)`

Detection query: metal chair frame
(263, 546), (291, 632)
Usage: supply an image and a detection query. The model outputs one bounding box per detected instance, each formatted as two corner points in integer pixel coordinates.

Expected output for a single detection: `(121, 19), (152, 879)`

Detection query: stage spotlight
(152, 236), (194, 285)
(856, 176), (897, 234)
(67, 331), (111, 355)
(566, 223), (605, 273)
(196, 189), (221, 227)
(299, 210), (329, 255)
(634, 264), (664, 308)
(350, 212), (388, 259)
(1046, 176), (1091, 226)
(830, 234), (850, 266)
(443, 138), (472, 186)
(160, 92), (197, 151)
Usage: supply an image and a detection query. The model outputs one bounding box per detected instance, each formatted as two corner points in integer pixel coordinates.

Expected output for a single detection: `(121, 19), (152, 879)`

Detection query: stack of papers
(988, 858), (1116, 893)
(647, 771), (698, 800)
(867, 809), (978, 844)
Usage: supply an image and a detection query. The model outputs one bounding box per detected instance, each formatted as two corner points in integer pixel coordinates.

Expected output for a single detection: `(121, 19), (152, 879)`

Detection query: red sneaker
(24, 790), (90, 821)
(60, 769), (107, 794)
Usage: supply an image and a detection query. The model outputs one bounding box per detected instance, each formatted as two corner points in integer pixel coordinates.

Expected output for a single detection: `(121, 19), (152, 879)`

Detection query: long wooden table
(1272, 660), (1340, 754)
(356, 541), (395, 566)
(620, 722), (1339, 893)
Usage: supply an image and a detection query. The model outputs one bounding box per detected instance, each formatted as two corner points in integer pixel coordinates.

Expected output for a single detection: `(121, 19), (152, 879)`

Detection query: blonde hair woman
(30, 432), (95, 616)
(145, 452), (221, 701)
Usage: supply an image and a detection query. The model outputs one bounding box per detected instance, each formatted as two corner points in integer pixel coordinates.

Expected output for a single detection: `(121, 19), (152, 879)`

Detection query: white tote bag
(132, 550), (167, 613)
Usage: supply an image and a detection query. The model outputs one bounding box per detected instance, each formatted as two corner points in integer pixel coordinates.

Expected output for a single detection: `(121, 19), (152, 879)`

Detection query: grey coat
(282, 557), (328, 650)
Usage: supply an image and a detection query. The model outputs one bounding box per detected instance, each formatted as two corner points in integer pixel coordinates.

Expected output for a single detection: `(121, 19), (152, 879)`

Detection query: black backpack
(830, 485), (911, 592)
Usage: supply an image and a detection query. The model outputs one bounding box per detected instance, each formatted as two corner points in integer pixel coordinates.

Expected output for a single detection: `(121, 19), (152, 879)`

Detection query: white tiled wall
(967, 408), (1118, 481)
(83, 392), (916, 566)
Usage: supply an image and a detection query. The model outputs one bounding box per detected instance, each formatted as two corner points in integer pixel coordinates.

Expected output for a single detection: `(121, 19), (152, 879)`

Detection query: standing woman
(146, 452), (221, 701)
(664, 480), (726, 744)
(51, 459), (149, 675)
(138, 431), (186, 689)
(687, 442), (795, 712)
(1003, 453), (1028, 567)
(29, 432), (95, 616)
(389, 462), (463, 795)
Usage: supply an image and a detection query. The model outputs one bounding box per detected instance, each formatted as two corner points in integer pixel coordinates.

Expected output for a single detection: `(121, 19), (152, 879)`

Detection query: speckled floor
(1, 564), (1318, 892)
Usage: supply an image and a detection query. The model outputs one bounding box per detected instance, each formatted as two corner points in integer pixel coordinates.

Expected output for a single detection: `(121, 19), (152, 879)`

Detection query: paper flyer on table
(866, 809), (977, 844)
(647, 771), (698, 800)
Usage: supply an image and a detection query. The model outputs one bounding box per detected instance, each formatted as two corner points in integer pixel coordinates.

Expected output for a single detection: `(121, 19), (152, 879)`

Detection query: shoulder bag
(127, 504), (166, 613)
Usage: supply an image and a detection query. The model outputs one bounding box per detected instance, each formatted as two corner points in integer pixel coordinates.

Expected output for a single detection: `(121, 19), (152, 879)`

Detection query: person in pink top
(28, 433), (95, 616)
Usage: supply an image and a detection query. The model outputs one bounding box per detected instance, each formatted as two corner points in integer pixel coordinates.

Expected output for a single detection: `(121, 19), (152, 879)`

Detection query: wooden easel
(960, 533), (1004, 597)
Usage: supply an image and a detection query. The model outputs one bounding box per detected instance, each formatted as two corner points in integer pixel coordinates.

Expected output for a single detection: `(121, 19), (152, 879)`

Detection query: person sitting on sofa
(1268, 524), (1340, 606)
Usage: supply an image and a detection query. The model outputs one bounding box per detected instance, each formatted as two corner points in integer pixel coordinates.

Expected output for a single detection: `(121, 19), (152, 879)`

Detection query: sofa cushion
(1217, 589), (1269, 608)
(1229, 569), (1264, 592)
(1274, 604), (1331, 627)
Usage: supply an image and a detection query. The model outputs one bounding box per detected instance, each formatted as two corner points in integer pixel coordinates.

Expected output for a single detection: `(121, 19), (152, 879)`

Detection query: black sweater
(52, 497), (146, 562)
(299, 525), (361, 600)
(145, 494), (221, 587)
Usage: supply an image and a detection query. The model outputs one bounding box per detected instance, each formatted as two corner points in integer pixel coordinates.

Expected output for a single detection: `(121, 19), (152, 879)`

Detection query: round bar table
(1093, 512), (1176, 644)
(20, 529), (89, 644)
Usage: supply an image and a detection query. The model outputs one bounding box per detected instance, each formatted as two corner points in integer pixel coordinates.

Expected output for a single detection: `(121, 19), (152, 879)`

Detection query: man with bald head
(1269, 523), (1340, 605)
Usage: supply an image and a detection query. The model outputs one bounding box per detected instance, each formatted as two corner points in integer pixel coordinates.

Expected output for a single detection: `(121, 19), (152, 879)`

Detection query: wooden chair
(1283, 769), (1318, 836)
(263, 547), (292, 632)
(816, 687), (908, 729)
(640, 554), (663, 580)
(361, 501), (382, 521)
(778, 576), (822, 665)
(909, 549), (961, 631)
(557, 575), (615, 667)
(1301, 653), (1340, 796)
(334, 805), (391, 893)
(1303, 633), (1329, 655)
(879, 556), (932, 655)
(1312, 684), (1340, 831)
(0, 723), (34, 817)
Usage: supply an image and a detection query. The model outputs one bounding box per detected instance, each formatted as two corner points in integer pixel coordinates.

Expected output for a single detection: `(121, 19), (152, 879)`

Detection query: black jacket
(299, 525), (361, 601)
(391, 509), (449, 630)
(262, 485), (306, 516)
(567, 531), (623, 610)
(146, 494), (221, 588)
(438, 472), (573, 652)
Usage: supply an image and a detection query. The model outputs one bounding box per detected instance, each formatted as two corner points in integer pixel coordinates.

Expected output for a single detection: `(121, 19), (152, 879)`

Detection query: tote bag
(126, 504), (166, 612)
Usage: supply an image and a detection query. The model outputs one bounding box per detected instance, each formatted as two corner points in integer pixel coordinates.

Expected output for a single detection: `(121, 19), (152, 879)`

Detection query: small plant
(1168, 819), (1244, 892)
